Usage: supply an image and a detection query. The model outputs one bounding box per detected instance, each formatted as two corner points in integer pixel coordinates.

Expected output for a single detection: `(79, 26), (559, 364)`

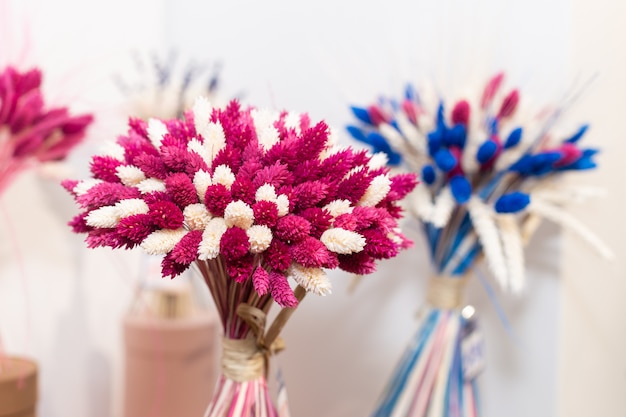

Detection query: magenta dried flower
(226, 254), (255, 283)
(275, 215), (311, 242)
(265, 239), (291, 272)
(170, 230), (203, 265)
(204, 183), (232, 216)
(290, 237), (338, 269)
(252, 200), (279, 227)
(133, 154), (168, 180)
(90, 156), (123, 183)
(148, 201), (184, 229)
(269, 272), (298, 308)
(76, 182), (140, 210)
(252, 266), (270, 296)
(220, 227), (250, 261)
(116, 214), (154, 243)
(165, 172), (198, 208)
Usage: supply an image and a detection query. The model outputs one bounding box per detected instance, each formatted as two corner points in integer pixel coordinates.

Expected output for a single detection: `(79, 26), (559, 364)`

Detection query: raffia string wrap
(221, 304), (287, 382)
(426, 275), (468, 310)
(221, 337), (266, 382)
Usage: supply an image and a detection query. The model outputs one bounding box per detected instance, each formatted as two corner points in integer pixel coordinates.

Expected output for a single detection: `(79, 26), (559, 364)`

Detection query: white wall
(0, 1), (164, 416)
(2, 0), (623, 416)
(559, 1), (626, 415)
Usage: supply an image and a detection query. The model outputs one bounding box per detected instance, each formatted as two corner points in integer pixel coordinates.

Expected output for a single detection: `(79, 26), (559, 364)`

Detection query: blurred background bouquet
(347, 72), (612, 417)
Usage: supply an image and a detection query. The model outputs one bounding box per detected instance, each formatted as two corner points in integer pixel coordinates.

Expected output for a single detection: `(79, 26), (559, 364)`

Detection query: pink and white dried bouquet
(64, 98), (417, 416)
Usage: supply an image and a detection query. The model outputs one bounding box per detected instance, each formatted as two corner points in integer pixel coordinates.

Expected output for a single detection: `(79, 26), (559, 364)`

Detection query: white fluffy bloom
(137, 178), (166, 194)
(98, 141), (125, 161)
(187, 138), (212, 166)
(289, 264), (332, 296)
(255, 184), (278, 202)
(183, 203), (212, 230)
(358, 174), (391, 207)
(193, 96), (213, 140)
(430, 187), (455, 228)
(147, 118), (168, 148)
(198, 218), (227, 260)
(116, 165), (146, 186)
(283, 112), (302, 134)
(193, 97), (226, 166)
(323, 199), (353, 217)
(467, 197), (508, 289)
(73, 179), (103, 196)
(204, 122), (227, 163)
(115, 198), (149, 217)
(320, 228), (366, 254)
(368, 152), (389, 169)
(247, 225), (273, 253)
(212, 165), (235, 189)
(86, 206), (120, 228)
(251, 109), (280, 150)
(224, 201), (254, 229)
(141, 229), (188, 255)
(410, 185), (434, 222)
(193, 170), (212, 201)
(275, 194), (290, 217)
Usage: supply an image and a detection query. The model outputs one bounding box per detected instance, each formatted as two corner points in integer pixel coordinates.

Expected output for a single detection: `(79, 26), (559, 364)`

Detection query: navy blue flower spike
(495, 192), (530, 213)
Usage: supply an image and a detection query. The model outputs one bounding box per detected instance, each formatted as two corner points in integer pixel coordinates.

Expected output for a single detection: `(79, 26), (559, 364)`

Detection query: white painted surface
(2, 1), (622, 417)
(560, 1), (626, 415)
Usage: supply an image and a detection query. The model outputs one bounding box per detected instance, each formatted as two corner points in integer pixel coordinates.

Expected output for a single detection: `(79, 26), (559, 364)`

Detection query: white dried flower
(198, 218), (227, 260)
(73, 179), (103, 196)
(224, 200), (254, 229)
(86, 206), (120, 228)
(358, 174), (391, 207)
(284, 112), (302, 134)
(320, 228), (366, 254)
(137, 178), (166, 194)
(193, 96), (213, 140)
(141, 229), (187, 255)
(247, 225), (273, 253)
(115, 198), (149, 217)
(251, 109), (280, 150)
(275, 194), (290, 217)
(193, 170), (212, 201)
(187, 138), (212, 166)
(204, 121), (227, 163)
(147, 118), (168, 148)
(116, 165), (146, 186)
(368, 152), (389, 169)
(289, 264), (332, 296)
(323, 199), (353, 217)
(255, 184), (278, 202)
(183, 203), (212, 230)
(431, 186), (455, 228)
(98, 141), (125, 161)
(212, 165), (235, 189)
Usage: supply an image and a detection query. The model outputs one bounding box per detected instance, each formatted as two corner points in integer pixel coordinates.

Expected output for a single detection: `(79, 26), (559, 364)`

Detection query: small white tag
(461, 327), (485, 381)
(276, 369), (292, 417)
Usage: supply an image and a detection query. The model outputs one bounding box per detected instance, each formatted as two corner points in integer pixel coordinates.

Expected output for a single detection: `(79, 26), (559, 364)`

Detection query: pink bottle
(0, 356), (37, 417)
(123, 278), (219, 417)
